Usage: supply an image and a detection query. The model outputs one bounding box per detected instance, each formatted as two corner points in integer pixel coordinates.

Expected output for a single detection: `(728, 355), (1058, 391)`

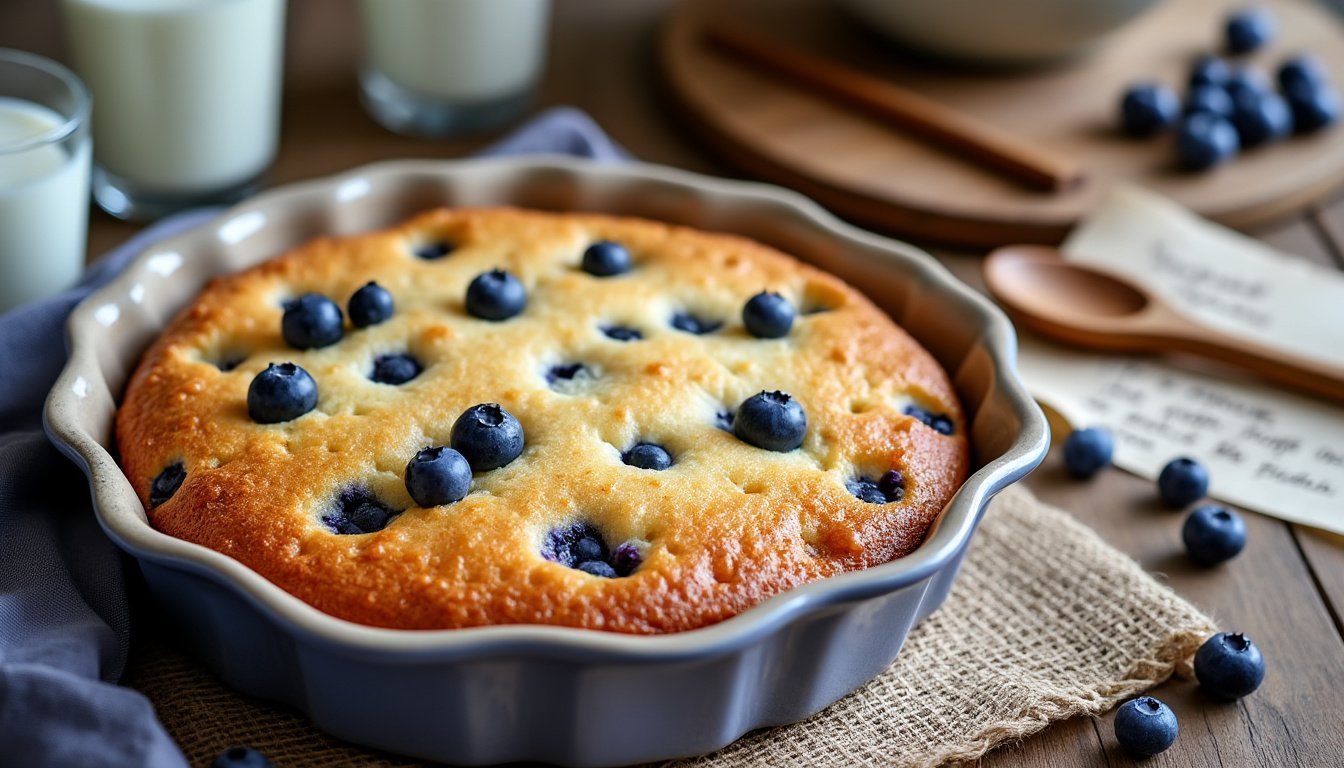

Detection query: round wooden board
(659, 0), (1344, 247)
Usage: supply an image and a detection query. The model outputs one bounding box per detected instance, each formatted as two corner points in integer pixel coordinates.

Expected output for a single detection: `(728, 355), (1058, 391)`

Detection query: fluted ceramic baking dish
(45, 157), (1048, 766)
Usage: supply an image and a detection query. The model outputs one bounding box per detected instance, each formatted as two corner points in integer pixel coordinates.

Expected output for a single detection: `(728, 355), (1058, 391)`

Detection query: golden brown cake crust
(116, 208), (969, 633)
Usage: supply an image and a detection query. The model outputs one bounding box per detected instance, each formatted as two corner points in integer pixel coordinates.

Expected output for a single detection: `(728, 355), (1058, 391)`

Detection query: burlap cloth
(123, 486), (1215, 767)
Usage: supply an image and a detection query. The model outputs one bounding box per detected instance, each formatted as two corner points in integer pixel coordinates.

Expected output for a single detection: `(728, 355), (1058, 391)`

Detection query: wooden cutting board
(659, 0), (1344, 247)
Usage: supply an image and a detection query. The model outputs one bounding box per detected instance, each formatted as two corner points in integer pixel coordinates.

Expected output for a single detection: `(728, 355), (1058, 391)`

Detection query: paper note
(1013, 186), (1344, 534)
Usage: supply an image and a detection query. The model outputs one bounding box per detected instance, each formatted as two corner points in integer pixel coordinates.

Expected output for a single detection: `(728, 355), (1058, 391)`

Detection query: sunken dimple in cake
(115, 207), (970, 633)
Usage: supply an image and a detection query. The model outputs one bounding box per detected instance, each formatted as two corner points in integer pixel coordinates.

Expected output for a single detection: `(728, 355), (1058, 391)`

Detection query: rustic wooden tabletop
(4, 1), (1343, 766)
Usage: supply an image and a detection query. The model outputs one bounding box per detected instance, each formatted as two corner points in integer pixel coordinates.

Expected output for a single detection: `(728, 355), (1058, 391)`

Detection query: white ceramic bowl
(45, 158), (1048, 765)
(841, 0), (1162, 65)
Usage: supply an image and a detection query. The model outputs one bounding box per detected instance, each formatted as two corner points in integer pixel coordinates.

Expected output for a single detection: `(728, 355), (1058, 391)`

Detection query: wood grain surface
(661, 0), (1344, 246)
(2, 0), (1342, 765)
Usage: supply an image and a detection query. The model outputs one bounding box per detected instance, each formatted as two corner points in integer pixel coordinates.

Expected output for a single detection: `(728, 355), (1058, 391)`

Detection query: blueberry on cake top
(116, 208), (969, 633)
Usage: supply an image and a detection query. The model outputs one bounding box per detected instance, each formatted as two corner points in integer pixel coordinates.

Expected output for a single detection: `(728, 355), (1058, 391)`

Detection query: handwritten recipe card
(1017, 187), (1344, 534)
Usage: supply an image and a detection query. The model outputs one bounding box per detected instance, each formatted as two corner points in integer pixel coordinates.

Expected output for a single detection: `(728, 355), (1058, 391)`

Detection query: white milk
(359, 0), (550, 102)
(0, 97), (91, 312)
(62, 0), (285, 193)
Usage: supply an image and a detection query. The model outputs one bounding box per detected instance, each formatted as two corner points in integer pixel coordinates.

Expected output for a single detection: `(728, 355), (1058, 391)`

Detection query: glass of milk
(61, 0), (286, 221)
(357, 0), (551, 137)
(0, 49), (92, 314)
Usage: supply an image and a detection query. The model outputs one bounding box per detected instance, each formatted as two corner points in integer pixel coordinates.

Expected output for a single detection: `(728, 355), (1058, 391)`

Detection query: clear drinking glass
(0, 49), (92, 313)
(61, 0), (287, 222)
(357, 0), (551, 137)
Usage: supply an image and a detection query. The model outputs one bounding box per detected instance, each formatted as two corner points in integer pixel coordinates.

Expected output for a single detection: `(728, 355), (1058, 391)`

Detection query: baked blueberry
(623, 442), (673, 470)
(848, 469), (904, 504)
(1225, 66), (1270, 101)
(1183, 504), (1247, 566)
(1063, 427), (1114, 479)
(322, 486), (398, 535)
(671, 311), (722, 335)
(904, 404), (955, 436)
(1278, 55), (1329, 93)
(347, 282), (394, 328)
(545, 362), (595, 393)
(215, 355), (244, 372)
(450, 403), (524, 471)
(715, 409), (735, 431)
(405, 446), (472, 508)
(1225, 8), (1274, 54)
(1189, 55), (1231, 89)
(579, 560), (618, 578)
(581, 240), (632, 276)
(414, 240), (454, 260)
(1113, 696), (1178, 757)
(611, 542), (643, 576)
(149, 462), (186, 507)
(281, 292), (344, 349)
(1176, 113), (1240, 171)
(742, 291), (796, 338)
(1119, 82), (1181, 137)
(211, 747), (272, 768)
(465, 269), (526, 321)
(370, 353), (422, 385)
(543, 522), (609, 568)
(1157, 456), (1210, 507)
(601, 324), (642, 342)
(1231, 90), (1293, 146)
(734, 390), (807, 452)
(1285, 83), (1340, 133)
(247, 362), (318, 424)
(1186, 85), (1235, 118)
(1195, 631), (1265, 699)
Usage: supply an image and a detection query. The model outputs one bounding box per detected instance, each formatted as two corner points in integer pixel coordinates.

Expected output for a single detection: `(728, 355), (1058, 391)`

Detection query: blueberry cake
(116, 208), (969, 633)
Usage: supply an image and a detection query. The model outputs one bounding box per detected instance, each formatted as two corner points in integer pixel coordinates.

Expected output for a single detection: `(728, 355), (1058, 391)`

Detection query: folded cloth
(122, 486), (1214, 768)
(0, 106), (625, 768)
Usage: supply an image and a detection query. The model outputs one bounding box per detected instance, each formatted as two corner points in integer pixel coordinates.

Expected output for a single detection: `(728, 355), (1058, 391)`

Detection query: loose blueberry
(281, 293), (344, 350)
(742, 291), (796, 338)
(601, 324), (642, 342)
(1157, 456), (1210, 507)
(670, 311), (722, 335)
(1278, 55), (1329, 94)
(1186, 85), (1235, 118)
(405, 446), (472, 508)
(1183, 504), (1248, 566)
(579, 560), (618, 578)
(904, 404), (955, 436)
(1225, 66), (1271, 101)
(1225, 8), (1275, 54)
(611, 542), (643, 576)
(1231, 90), (1293, 146)
(450, 403), (524, 471)
(347, 282), (394, 328)
(1119, 82), (1181, 138)
(1189, 55), (1231, 90)
(1176, 113), (1241, 171)
(465, 269), (526, 321)
(623, 442), (673, 470)
(149, 462), (186, 507)
(211, 747), (272, 768)
(414, 241), (454, 260)
(370, 353), (422, 385)
(847, 469), (905, 504)
(322, 486), (398, 535)
(1195, 631), (1266, 699)
(581, 240), (632, 277)
(247, 362), (318, 424)
(545, 363), (596, 393)
(1285, 84), (1340, 133)
(1063, 427), (1114, 479)
(734, 391), (807, 452)
(1113, 696), (1179, 757)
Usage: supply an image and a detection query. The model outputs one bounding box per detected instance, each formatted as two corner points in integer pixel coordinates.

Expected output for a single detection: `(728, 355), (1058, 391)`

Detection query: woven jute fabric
(123, 486), (1215, 767)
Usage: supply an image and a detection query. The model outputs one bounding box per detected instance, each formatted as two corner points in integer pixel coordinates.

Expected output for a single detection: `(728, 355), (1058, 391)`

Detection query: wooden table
(5, 1), (1343, 766)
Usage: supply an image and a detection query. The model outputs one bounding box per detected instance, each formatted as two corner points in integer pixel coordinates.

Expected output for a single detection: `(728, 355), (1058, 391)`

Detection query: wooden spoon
(983, 244), (1344, 405)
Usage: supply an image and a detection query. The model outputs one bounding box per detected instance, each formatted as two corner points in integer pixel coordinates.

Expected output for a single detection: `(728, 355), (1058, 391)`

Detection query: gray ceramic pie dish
(44, 157), (1048, 766)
